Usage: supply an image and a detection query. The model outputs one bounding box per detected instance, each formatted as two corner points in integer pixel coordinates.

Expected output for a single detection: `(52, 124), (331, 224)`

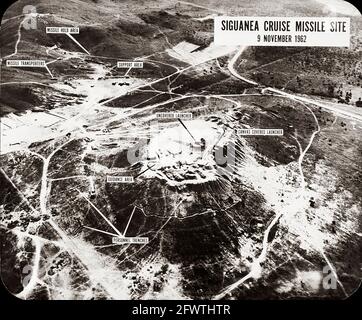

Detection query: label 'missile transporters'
(214, 17), (350, 47)
(6, 60), (45, 67)
(46, 27), (79, 34)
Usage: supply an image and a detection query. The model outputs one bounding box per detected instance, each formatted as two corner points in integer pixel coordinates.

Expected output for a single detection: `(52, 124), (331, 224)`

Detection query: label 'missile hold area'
(214, 17), (350, 47)
(46, 27), (79, 34)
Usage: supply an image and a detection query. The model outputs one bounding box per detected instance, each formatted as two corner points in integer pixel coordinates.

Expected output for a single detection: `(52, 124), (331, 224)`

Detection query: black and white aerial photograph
(0, 0), (361, 301)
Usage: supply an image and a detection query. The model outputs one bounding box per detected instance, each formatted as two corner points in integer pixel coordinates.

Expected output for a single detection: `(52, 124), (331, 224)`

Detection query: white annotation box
(237, 129), (284, 136)
(106, 176), (134, 183)
(156, 112), (193, 120)
(117, 61), (143, 68)
(46, 27), (79, 34)
(6, 60), (45, 67)
(112, 237), (149, 244)
(214, 17), (350, 47)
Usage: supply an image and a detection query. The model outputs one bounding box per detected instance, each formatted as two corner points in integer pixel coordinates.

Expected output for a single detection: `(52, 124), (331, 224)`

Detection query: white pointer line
(66, 33), (90, 55)
(178, 1), (223, 13)
(46, 58), (61, 65)
(44, 65), (54, 78)
(83, 225), (120, 238)
(124, 67), (132, 77)
(123, 206), (136, 237)
(80, 193), (123, 237)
